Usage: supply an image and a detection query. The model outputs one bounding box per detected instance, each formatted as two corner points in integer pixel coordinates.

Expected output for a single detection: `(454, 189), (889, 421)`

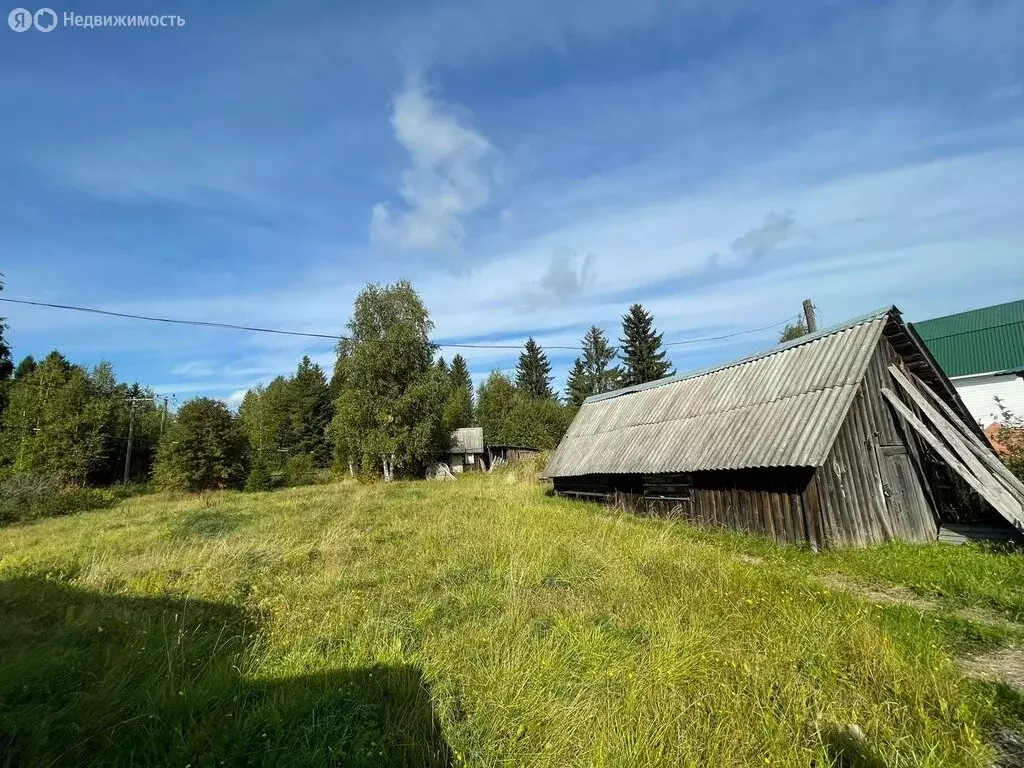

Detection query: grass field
(2, 460), (1023, 767)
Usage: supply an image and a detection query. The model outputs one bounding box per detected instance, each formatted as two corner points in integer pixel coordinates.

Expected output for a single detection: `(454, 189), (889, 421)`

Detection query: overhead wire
(1, 297), (797, 352)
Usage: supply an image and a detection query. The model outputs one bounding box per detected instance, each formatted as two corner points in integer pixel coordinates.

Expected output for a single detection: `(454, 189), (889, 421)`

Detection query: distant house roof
(450, 427), (484, 454)
(912, 299), (1024, 378)
(546, 307), (902, 478)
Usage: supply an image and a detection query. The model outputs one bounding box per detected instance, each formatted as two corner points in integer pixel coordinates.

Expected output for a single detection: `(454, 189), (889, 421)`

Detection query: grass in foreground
(0, 463), (1020, 766)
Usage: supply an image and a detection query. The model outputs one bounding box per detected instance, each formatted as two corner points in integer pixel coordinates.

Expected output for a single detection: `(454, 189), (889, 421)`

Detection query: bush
(283, 454), (316, 487)
(0, 474), (119, 525)
(244, 463), (274, 493)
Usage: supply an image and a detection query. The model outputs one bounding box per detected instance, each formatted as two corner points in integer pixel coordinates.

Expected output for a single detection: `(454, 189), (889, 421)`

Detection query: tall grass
(0, 467), (1016, 766)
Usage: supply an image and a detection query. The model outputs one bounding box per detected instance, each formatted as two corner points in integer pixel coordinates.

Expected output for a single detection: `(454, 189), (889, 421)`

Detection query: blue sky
(3, 0), (1023, 406)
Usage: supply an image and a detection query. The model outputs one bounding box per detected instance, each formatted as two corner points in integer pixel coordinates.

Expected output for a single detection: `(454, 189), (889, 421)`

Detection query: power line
(0, 423), (160, 445)
(663, 316), (800, 346)
(1, 296), (796, 351)
(4, 378), (165, 399)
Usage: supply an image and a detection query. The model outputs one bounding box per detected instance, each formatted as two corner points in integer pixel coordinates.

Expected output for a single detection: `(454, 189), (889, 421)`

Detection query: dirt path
(958, 647), (1024, 691)
(817, 574), (1024, 635)
(818, 574), (1024, 766)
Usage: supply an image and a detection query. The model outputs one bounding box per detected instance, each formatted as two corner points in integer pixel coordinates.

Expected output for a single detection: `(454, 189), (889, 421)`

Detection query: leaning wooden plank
(888, 365), (1023, 511)
(881, 388), (1024, 534)
(938, 524), (1019, 545)
(903, 367), (1024, 505)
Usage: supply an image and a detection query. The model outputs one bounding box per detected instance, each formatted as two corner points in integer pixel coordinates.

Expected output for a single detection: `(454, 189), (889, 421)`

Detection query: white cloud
(224, 389), (249, 411)
(371, 81), (498, 252)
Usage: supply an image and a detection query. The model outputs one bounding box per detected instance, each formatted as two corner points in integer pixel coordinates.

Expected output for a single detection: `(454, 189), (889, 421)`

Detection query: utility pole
(802, 298), (817, 334)
(123, 396), (151, 485)
(123, 403), (136, 484)
(160, 397), (168, 438)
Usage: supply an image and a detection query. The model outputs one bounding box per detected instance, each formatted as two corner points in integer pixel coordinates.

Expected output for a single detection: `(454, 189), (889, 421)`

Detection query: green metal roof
(911, 299), (1024, 378)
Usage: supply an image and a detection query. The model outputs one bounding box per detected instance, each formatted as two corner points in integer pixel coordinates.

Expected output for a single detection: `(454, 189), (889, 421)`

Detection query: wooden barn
(545, 307), (1024, 549)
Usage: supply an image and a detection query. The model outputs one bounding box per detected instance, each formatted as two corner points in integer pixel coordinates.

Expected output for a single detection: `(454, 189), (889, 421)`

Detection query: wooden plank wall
(813, 337), (938, 546)
(556, 468), (818, 547)
(689, 468), (817, 546)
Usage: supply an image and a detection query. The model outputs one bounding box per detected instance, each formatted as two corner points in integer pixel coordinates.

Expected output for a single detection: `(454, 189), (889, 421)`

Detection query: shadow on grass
(818, 722), (888, 768)
(0, 577), (451, 767)
(972, 679), (1024, 768)
(172, 507), (247, 540)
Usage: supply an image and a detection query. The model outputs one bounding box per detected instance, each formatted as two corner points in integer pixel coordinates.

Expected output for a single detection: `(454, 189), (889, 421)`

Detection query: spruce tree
(515, 337), (554, 400)
(449, 354), (472, 399)
(443, 354), (474, 431)
(154, 398), (247, 491)
(619, 304), (674, 386)
(289, 356), (333, 466)
(13, 356), (37, 379)
(582, 325), (619, 395)
(565, 358), (589, 407)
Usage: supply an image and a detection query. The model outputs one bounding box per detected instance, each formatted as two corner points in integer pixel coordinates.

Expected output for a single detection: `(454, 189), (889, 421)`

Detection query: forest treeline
(0, 279), (678, 520)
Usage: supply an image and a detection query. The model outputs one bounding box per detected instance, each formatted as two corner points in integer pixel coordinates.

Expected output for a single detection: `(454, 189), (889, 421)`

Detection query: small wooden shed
(486, 444), (541, 466)
(545, 307), (1024, 549)
(448, 427), (485, 473)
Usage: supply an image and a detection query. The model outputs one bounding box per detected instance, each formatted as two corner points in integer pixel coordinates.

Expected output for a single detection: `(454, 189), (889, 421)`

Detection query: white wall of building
(951, 373), (1024, 426)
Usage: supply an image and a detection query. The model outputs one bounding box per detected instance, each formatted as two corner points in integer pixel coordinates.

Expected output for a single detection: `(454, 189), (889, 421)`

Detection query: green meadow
(2, 460), (1023, 767)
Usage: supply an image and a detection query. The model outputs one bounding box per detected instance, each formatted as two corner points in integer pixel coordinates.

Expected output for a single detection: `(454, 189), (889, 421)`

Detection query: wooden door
(878, 445), (935, 540)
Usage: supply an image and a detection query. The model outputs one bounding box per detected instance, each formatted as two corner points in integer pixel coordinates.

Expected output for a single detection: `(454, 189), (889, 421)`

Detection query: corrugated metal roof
(545, 309), (892, 477)
(911, 300), (1024, 377)
(451, 427), (484, 454)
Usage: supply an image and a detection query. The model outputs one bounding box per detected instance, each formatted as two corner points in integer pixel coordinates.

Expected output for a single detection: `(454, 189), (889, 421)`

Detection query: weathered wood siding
(813, 337), (938, 546)
(554, 468), (819, 547)
(553, 335), (954, 549)
(688, 468), (817, 546)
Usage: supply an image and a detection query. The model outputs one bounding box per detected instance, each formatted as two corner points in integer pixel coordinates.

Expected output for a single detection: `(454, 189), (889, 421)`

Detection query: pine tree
(582, 326), (619, 395)
(619, 304), (673, 386)
(565, 358), (589, 407)
(515, 337), (554, 400)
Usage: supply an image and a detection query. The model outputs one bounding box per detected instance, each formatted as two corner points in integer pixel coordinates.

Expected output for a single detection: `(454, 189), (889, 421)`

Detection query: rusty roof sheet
(545, 309), (893, 477)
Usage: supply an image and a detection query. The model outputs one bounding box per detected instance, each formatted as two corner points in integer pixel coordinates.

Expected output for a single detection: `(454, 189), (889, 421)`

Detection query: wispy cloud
(522, 249), (597, 306)
(371, 80), (499, 252)
(731, 210), (798, 262)
(4, 0), (1023, 405)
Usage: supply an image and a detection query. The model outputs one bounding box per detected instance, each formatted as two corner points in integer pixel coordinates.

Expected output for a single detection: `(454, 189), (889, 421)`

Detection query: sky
(2, 0), (1023, 408)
